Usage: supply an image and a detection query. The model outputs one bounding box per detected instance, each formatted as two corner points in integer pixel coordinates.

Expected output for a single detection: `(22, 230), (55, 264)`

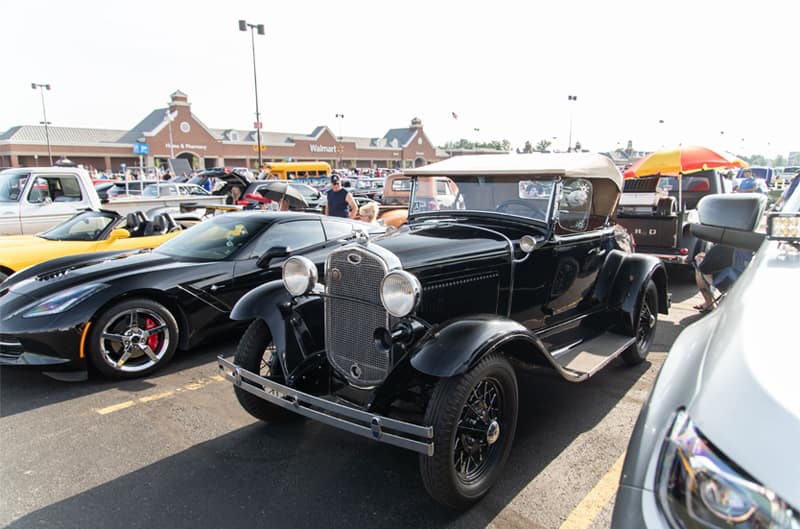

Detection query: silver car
(612, 191), (800, 529)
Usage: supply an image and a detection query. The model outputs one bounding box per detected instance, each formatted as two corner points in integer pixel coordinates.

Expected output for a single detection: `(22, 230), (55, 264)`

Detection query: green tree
(773, 154), (786, 167)
(534, 139), (552, 153)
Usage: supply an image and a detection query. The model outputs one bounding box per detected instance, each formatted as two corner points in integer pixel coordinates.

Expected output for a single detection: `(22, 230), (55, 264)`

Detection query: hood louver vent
(36, 268), (72, 282)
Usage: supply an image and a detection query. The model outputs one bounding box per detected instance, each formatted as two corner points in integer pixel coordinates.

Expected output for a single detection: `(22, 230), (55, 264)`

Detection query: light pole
(335, 113), (344, 169)
(31, 83), (53, 165)
(165, 109), (175, 158)
(239, 19), (265, 169)
(567, 94), (577, 152)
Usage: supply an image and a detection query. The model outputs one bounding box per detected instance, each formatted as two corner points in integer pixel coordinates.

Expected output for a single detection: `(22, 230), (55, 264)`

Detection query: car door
(223, 218), (328, 308)
(543, 178), (607, 325)
(21, 174), (87, 234)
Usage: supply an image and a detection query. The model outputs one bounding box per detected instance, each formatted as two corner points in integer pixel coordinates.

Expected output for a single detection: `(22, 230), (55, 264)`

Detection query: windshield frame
(0, 169), (31, 202)
(408, 174), (557, 226)
(38, 210), (120, 241)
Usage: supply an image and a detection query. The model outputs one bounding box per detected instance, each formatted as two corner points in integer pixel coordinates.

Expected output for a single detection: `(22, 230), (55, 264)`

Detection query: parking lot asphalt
(0, 271), (704, 529)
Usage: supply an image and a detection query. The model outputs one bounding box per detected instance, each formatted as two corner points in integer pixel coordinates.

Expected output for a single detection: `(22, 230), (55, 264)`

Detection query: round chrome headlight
(380, 270), (421, 318)
(520, 235), (537, 253)
(282, 256), (317, 296)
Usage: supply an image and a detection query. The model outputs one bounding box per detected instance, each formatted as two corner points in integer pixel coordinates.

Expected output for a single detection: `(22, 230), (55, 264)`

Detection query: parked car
(189, 167), (253, 197)
(0, 212), (384, 379)
(217, 153), (669, 508)
(141, 183), (210, 197)
(381, 172), (460, 208)
(735, 165), (776, 187)
(611, 191), (800, 529)
(0, 209), (180, 283)
(616, 170), (731, 267)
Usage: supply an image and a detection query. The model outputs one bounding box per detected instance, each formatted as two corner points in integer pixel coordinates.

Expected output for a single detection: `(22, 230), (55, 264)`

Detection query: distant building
(0, 91), (449, 172)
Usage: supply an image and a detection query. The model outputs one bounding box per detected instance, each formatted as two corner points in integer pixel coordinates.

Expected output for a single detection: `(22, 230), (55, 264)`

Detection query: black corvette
(0, 212), (383, 379)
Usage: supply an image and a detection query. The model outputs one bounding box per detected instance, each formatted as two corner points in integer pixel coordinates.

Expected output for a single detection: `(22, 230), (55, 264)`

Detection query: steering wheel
(495, 199), (545, 218)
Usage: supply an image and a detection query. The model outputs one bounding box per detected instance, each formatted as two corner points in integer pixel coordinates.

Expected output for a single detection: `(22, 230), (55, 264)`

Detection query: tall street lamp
(239, 19), (266, 169)
(335, 113), (344, 169)
(31, 83), (53, 165)
(567, 95), (577, 152)
(165, 109), (176, 158)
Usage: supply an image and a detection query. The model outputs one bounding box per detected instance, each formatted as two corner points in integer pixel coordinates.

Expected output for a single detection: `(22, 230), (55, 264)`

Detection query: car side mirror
(109, 228), (131, 240)
(257, 245), (289, 268)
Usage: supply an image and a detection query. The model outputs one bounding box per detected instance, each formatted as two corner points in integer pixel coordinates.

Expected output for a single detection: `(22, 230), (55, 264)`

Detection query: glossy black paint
(0, 212), (374, 371)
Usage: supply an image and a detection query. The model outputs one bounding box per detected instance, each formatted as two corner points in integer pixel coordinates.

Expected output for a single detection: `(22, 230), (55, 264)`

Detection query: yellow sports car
(0, 210), (181, 282)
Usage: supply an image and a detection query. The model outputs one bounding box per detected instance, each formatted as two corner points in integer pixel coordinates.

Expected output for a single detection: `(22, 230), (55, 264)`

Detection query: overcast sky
(3, 0), (796, 157)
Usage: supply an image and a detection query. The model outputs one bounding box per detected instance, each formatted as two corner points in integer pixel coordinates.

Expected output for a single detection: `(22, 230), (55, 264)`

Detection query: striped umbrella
(624, 146), (748, 178)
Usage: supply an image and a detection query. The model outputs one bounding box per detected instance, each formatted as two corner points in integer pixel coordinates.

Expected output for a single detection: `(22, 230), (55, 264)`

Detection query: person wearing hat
(324, 174), (357, 218)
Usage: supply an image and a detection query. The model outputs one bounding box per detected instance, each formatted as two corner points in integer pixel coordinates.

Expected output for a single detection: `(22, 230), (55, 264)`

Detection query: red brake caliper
(145, 317), (159, 350)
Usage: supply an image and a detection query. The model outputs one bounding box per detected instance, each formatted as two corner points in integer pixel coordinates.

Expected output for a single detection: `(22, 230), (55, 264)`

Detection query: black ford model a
(218, 153), (669, 508)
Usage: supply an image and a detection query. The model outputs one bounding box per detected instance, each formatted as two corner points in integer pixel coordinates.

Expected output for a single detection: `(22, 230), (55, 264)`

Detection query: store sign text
(165, 143), (208, 151)
(310, 144), (337, 153)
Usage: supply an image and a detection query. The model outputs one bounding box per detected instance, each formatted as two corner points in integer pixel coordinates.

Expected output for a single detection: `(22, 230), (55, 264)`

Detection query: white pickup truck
(0, 167), (226, 235)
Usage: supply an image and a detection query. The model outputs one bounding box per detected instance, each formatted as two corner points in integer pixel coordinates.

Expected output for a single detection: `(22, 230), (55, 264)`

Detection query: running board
(549, 332), (635, 383)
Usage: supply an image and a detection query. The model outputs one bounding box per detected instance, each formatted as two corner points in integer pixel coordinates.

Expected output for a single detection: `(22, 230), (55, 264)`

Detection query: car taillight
(680, 248), (689, 255)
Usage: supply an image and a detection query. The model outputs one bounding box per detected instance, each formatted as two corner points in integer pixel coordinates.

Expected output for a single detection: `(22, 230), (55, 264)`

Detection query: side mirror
(109, 228), (131, 241)
(256, 245), (289, 268)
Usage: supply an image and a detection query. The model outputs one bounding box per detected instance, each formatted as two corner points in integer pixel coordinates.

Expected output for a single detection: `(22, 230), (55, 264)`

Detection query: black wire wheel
(87, 298), (178, 379)
(622, 279), (658, 365)
(420, 354), (518, 509)
(233, 319), (299, 423)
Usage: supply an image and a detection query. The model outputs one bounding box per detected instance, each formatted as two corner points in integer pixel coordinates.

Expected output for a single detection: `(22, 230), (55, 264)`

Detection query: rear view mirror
(257, 246), (288, 268)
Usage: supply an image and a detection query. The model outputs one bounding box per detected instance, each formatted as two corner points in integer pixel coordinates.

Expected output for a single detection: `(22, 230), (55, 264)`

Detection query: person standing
(324, 175), (357, 218)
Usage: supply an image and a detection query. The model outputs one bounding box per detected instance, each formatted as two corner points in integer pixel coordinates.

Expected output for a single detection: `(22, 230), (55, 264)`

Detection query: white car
(612, 191), (799, 529)
(142, 183), (210, 197)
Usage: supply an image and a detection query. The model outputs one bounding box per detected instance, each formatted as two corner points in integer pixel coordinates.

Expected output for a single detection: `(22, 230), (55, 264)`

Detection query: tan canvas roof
(405, 152), (622, 190)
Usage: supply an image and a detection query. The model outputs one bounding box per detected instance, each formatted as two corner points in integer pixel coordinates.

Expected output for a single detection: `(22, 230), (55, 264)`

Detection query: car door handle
(588, 248), (606, 256)
(210, 284), (219, 292)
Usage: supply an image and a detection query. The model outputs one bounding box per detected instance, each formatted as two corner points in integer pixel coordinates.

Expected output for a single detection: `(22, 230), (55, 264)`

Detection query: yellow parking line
(138, 390), (175, 403)
(94, 374), (225, 415)
(96, 400), (136, 415)
(558, 453), (625, 529)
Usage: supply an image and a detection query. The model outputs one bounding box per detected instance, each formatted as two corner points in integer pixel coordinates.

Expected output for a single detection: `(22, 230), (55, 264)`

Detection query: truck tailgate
(616, 216), (679, 249)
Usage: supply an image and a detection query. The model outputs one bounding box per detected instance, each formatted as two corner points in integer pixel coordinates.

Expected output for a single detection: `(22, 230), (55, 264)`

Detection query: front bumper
(612, 484), (669, 529)
(217, 356), (434, 456)
(643, 252), (690, 265)
(0, 328), (84, 368)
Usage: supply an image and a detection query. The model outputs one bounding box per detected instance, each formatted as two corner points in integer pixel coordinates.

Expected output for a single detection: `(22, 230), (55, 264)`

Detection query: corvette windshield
(409, 175), (555, 223)
(39, 211), (117, 241)
(155, 216), (269, 260)
(0, 171), (30, 202)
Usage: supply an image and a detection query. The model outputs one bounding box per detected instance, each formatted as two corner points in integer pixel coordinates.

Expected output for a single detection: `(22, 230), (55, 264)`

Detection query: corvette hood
(6, 251), (214, 299)
(686, 242), (799, 506)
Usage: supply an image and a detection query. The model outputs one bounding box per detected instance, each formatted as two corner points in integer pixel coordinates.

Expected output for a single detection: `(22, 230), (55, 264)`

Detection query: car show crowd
(1, 151), (798, 521)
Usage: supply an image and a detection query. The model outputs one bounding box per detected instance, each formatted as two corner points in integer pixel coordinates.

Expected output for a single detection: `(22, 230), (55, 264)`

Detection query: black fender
(230, 280), (324, 380)
(230, 280), (288, 322)
(410, 314), (545, 378)
(609, 253), (669, 331)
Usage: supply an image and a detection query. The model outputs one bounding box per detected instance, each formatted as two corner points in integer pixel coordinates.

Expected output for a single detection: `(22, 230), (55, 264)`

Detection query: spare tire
(656, 197), (677, 216)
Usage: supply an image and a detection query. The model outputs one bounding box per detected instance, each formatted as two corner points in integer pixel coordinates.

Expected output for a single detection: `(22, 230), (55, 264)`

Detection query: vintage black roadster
(218, 153), (669, 508)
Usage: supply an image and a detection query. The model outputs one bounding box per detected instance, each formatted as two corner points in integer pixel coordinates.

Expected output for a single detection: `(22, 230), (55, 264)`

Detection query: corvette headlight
(657, 410), (799, 529)
(380, 270), (421, 318)
(282, 256), (317, 296)
(23, 283), (108, 318)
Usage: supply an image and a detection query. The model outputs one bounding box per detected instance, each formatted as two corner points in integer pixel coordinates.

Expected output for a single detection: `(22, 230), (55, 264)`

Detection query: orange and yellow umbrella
(624, 145), (748, 178)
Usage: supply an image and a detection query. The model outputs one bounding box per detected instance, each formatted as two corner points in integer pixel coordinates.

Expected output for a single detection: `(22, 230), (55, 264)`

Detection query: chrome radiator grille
(325, 247), (390, 386)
